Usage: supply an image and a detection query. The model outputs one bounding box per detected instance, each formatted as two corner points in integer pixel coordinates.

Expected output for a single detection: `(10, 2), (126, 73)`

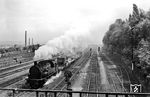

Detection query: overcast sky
(0, 0), (150, 45)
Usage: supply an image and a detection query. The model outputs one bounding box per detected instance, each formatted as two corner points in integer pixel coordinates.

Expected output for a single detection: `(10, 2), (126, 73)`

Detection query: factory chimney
(25, 31), (27, 47)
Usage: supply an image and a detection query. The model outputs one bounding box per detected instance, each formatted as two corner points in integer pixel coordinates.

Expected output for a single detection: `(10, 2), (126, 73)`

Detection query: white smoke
(44, 71), (62, 85)
(34, 20), (92, 60)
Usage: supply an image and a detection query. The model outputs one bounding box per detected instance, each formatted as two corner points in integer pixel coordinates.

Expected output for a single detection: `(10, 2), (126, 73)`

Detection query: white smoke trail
(44, 71), (62, 85)
(34, 20), (92, 60)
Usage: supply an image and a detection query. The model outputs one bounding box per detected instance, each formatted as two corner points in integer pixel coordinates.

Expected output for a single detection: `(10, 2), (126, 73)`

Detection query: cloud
(0, 0), (150, 44)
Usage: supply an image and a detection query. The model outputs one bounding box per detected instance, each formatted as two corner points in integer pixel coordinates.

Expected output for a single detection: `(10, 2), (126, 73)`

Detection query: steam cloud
(34, 21), (92, 60)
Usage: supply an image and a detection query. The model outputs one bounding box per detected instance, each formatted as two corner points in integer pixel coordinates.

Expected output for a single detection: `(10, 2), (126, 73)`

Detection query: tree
(102, 4), (150, 64)
(129, 4), (140, 27)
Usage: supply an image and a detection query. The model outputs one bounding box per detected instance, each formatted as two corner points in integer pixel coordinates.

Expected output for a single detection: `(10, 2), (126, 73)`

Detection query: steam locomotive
(26, 56), (79, 89)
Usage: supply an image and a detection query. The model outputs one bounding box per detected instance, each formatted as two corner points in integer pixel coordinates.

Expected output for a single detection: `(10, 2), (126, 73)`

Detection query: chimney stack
(25, 31), (27, 47)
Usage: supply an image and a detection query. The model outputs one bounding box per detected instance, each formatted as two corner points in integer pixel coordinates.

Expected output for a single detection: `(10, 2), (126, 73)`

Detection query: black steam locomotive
(26, 56), (78, 89)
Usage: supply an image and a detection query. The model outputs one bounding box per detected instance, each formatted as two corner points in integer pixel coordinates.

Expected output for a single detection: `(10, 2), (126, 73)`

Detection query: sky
(0, 0), (150, 45)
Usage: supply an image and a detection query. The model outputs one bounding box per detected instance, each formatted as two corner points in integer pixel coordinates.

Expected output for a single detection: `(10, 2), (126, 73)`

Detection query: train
(26, 55), (80, 89)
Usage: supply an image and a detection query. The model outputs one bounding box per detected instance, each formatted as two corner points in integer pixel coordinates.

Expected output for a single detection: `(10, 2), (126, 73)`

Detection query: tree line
(103, 4), (150, 67)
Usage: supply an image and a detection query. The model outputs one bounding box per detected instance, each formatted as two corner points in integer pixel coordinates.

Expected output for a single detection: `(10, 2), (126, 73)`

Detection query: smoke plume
(34, 20), (92, 60)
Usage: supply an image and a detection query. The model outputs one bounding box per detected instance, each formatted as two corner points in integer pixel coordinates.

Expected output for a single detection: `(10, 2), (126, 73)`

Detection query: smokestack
(25, 31), (27, 47)
(29, 38), (30, 46)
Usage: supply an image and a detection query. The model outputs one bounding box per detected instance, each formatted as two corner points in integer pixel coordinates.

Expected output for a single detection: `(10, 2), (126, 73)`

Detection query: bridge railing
(0, 88), (150, 97)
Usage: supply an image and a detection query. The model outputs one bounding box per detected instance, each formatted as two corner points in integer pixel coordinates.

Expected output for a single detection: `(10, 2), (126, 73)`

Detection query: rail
(0, 88), (150, 97)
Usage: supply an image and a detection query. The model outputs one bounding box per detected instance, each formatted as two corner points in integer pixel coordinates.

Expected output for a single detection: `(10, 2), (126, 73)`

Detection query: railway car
(57, 57), (77, 70)
(26, 59), (58, 89)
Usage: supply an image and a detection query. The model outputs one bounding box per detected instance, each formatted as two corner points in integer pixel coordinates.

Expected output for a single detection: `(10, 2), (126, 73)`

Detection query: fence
(0, 88), (150, 97)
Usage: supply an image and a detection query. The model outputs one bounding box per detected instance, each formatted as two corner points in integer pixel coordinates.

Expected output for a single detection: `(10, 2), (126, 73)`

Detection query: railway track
(54, 53), (91, 97)
(0, 73), (28, 88)
(84, 51), (101, 97)
(41, 51), (91, 97)
(0, 56), (33, 68)
(0, 63), (32, 78)
(117, 62), (131, 92)
(101, 52), (130, 92)
(14, 49), (92, 97)
(109, 69), (126, 92)
(53, 53), (90, 90)
(0, 60), (33, 74)
(0, 61), (33, 88)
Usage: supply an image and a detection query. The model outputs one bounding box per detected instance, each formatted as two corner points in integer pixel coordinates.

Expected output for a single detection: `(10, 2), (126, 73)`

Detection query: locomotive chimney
(34, 61), (37, 65)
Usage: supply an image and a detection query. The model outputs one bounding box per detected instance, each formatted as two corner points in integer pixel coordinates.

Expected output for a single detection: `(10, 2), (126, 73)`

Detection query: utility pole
(131, 27), (134, 70)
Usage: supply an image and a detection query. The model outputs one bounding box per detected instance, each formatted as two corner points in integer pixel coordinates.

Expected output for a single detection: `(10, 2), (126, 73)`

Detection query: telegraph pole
(131, 27), (134, 70)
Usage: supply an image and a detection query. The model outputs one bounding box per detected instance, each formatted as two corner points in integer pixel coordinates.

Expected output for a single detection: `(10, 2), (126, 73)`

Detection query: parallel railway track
(14, 49), (92, 97)
(0, 56), (33, 68)
(1, 49), (141, 97)
(101, 52), (130, 92)
(55, 52), (91, 97)
(0, 73), (28, 88)
(85, 51), (101, 97)
(0, 61), (33, 88)
(0, 63), (33, 78)
(0, 61), (33, 74)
